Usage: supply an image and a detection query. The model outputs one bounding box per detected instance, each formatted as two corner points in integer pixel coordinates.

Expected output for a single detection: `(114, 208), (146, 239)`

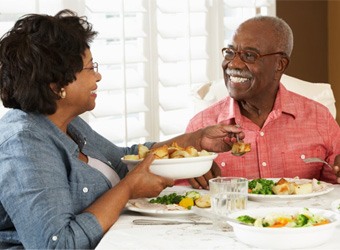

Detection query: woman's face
(61, 49), (101, 116)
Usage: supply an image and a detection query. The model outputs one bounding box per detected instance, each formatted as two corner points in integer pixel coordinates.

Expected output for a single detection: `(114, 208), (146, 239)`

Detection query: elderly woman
(0, 9), (242, 249)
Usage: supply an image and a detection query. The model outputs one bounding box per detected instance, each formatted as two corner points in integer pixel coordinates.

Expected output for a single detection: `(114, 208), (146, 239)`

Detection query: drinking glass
(209, 177), (248, 230)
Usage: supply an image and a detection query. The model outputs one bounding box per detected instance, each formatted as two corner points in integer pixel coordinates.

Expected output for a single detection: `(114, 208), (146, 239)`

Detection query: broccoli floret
(248, 179), (275, 194)
(237, 215), (256, 225)
(295, 214), (309, 227)
(262, 222), (270, 227)
(149, 193), (184, 204)
(172, 195), (184, 204)
(185, 191), (201, 200)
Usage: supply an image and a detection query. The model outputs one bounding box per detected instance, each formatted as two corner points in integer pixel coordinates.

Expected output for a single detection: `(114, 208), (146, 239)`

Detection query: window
(0, 0), (275, 145)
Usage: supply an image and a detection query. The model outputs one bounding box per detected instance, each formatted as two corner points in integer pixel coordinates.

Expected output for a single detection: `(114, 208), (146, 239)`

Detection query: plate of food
(122, 143), (217, 179)
(126, 190), (211, 217)
(247, 177), (334, 201)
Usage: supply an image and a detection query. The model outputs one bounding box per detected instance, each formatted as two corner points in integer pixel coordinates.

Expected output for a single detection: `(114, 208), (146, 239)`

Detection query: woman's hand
(125, 154), (174, 199)
(84, 154), (174, 233)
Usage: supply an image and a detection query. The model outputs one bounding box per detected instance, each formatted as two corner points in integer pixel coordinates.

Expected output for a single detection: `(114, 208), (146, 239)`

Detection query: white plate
(331, 199), (340, 213)
(126, 189), (208, 217)
(126, 202), (194, 217)
(248, 178), (334, 201)
(121, 153), (217, 179)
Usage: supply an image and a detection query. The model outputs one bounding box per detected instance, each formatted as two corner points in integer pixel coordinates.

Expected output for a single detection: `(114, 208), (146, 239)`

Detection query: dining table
(95, 184), (340, 250)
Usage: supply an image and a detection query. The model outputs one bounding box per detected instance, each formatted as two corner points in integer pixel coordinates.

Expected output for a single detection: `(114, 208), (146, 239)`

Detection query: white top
(88, 156), (120, 186)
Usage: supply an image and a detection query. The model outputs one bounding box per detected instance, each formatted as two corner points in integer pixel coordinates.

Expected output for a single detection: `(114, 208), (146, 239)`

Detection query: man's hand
(333, 155), (340, 183)
(198, 124), (245, 152)
(189, 162), (221, 189)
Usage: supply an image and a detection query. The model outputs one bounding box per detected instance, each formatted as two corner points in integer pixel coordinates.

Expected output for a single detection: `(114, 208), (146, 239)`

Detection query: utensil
(191, 206), (250, 226)
(303, 157), (333, 169)
(133, 219), (212, 225)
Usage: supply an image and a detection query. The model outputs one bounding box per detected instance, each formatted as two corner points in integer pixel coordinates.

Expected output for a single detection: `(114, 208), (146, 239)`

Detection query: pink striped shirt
(179, 83), (340, 184)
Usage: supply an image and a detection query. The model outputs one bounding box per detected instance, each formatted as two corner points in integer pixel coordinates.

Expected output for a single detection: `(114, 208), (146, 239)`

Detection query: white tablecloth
(95, 185), (340, 250)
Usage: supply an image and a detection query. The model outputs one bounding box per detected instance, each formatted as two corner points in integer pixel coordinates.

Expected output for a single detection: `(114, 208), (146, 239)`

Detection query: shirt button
(262, 162), (267, 167)
(52, 236), (58, 241)
(108, 161), (112, 166)
(300, 154), (306, 159)
(83, 187), (89, 193)
(260, 131), (265, 136)
(221, 162), (226, 167)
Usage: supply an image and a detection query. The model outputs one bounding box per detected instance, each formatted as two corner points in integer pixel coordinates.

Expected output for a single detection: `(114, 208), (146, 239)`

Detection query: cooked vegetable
(179, 197), (194, 209)
(295, 214), (309, 227)
(236, 208), (330, 228)
(149, 193), (184, 205)
(194, 194), (211, 208)
(248, 179), (275, 194)
(185, 191), (201, 200)
(149, 191), (210, 209)
(237, 215), (256, 225)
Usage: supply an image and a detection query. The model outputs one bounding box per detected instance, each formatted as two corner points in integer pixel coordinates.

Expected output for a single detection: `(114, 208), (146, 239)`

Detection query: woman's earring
(60, 88), (66, 99)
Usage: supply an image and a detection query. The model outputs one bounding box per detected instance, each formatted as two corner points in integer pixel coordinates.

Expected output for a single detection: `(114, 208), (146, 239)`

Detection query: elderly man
(177, 16), (340, 189)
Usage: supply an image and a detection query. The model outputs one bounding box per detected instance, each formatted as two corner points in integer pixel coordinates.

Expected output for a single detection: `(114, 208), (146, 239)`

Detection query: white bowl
(121, 153), (217, 179)
(228, 207), (340, 249)
(331, 199), (340, 213)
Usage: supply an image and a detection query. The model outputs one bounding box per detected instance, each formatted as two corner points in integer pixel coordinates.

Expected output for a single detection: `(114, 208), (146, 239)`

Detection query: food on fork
(231, 141), (251, 156)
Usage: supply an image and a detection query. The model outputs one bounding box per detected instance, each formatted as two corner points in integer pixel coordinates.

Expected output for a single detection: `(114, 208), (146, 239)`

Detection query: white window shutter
(0, 0), (276, 145)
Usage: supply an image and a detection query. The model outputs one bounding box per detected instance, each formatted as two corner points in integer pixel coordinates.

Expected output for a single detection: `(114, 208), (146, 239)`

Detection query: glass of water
(209, 177), (248, 231)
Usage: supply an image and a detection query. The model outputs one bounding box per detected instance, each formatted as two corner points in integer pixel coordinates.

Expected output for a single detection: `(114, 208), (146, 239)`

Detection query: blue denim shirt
(0, 109), (154, 249)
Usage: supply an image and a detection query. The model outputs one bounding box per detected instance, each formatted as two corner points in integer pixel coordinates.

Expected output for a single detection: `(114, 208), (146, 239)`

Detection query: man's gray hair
(241, 15), (294, 57)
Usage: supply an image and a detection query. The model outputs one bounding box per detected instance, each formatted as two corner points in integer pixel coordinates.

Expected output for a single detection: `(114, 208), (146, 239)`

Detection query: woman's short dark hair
(0, 9), (97, 114)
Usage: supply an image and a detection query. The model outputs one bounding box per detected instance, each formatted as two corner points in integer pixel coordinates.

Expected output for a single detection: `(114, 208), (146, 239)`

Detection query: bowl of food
(227, 207), (340, 249)
(121, 143), (217, 179)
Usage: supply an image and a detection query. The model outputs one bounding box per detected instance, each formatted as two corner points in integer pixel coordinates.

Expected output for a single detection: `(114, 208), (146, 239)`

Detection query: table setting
(96, 145), (340, 249)
(95, 183), (340, 250)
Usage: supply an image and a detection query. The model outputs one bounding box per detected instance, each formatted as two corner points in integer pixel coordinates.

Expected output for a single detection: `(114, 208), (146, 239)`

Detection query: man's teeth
(90, 90), (97, 94)
(230, 76), (248, 83)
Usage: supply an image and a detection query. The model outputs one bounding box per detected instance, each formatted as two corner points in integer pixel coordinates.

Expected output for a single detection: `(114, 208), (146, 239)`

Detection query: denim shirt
(0, 109), (154, 249)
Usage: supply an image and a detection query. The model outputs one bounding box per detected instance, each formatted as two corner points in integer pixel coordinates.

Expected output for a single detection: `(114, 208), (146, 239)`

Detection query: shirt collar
(34, 114), (85, 153)
(274, 82), (297, 119)
(218, 82), (297, 125)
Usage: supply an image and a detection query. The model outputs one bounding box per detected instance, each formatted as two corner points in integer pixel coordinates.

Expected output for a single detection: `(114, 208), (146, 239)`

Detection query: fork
(231, 134), (246, 156)
(303, 157), (333, 169)
(133, 219), (212, 225)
